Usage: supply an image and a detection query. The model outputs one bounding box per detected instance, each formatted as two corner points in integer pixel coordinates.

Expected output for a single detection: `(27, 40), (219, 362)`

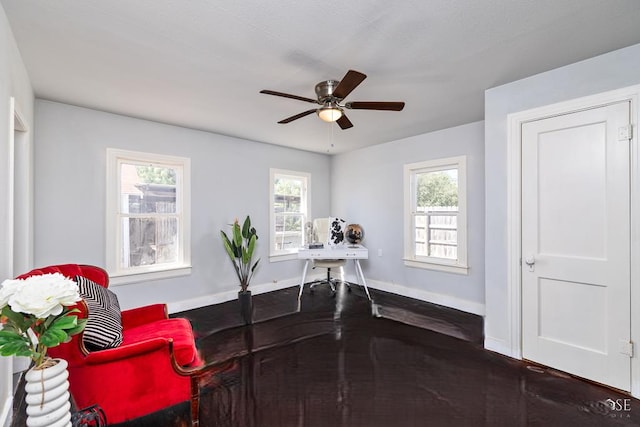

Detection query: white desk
(297, 244), (371, 300)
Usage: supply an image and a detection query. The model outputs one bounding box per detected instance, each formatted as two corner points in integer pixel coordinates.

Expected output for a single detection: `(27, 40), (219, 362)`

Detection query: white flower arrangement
(0, 273), (86, 368)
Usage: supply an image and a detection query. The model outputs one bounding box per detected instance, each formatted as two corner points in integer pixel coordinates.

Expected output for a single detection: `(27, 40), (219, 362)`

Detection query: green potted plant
(220, 215), (260, 324)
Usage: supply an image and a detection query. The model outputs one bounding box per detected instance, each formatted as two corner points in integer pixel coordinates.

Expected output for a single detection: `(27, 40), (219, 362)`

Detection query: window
(106, 149), (191, 284)
(270, 169), (310, 260)
(404, 156), (468, 274)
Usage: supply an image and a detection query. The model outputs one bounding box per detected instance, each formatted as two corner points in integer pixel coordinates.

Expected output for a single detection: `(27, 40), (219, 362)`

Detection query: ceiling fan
(260, 70), (405, 130)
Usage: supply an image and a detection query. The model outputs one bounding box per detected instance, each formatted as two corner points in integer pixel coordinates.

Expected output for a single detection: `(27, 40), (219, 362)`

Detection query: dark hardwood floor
(127, 284), (637, 426)
(13, 283), (640, 426)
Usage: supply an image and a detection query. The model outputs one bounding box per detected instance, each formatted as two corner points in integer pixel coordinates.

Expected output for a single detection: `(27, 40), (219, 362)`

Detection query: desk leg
(297, 260), (310, 301)
(354, 260), (372, 301)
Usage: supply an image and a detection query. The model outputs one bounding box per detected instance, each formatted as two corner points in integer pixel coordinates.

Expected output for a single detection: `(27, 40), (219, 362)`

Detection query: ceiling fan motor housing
(315, 80), (341, 102)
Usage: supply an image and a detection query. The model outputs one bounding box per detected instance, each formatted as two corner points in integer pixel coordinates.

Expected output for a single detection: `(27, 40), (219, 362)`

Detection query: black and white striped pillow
(75, 275), (123, 350)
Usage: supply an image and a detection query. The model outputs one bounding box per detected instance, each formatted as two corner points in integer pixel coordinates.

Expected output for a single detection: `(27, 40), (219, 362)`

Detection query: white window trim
(269, 168), (310, 262)
(106, 148), (191, 285)
(403, 155), (468, 275)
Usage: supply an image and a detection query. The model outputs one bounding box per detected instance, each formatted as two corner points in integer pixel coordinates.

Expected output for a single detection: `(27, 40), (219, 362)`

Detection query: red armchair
(17, 264), (205, 424)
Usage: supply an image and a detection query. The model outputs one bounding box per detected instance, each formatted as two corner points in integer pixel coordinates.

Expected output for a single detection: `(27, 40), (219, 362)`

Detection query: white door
(521, 101), (631, 391)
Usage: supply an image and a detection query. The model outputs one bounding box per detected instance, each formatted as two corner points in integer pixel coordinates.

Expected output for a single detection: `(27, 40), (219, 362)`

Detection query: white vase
(24, 358), (72, 427)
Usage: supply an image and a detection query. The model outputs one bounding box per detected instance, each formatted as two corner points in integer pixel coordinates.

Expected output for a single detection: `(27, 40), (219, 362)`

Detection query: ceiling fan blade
(345, 101), (405, 111)
(336, 114), (353, 130)
(260, 90), (318, 104)
(332, 70), (367, 100)
(277, 109), (317, 124)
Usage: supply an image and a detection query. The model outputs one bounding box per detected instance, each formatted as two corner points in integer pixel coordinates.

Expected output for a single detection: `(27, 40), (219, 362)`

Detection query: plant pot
(24, 358), (72, 427)
(238, 290), (253, 325)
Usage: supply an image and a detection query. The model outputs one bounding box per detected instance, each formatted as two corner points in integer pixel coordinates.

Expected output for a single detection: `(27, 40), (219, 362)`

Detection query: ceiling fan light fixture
(317, 105), (343, 122)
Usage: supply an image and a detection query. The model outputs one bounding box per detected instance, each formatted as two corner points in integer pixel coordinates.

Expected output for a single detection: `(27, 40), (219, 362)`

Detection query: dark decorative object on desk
(345, 224), (364, 244)
(220, 215), (260, 324)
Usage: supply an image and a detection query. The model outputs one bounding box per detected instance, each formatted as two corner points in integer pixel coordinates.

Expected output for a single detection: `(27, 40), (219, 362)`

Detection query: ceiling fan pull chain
(331, 120), (335, 151)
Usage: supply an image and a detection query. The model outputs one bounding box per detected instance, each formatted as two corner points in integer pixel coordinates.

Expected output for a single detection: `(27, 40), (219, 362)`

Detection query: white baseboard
(166, 274), (323, 314)
(484, 336), (518, 358)
(12, 357), (29, 374)
(365, 278), (486, 316)
(167, 274), (485, 317)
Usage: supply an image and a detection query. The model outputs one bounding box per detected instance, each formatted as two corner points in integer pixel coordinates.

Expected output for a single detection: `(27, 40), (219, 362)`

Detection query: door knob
(525, 255), (535, 272)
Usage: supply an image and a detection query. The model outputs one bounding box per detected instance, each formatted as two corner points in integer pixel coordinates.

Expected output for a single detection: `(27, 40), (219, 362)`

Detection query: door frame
(506, 84), (640, 397)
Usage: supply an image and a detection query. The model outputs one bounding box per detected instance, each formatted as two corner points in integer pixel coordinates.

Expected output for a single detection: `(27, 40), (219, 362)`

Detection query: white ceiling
(2, 0), (640, 154)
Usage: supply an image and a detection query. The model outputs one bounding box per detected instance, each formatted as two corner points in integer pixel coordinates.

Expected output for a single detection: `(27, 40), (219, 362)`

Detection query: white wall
(34, 100), (331, 310)
(484, 43), (640, 355)
(331, 121), (485, 314)
(0, 4), (34, 426)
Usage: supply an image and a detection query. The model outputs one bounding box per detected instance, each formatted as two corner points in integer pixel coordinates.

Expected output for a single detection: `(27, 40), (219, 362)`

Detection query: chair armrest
(121, 304), (168, 328)
(84, 337), (173, 365)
